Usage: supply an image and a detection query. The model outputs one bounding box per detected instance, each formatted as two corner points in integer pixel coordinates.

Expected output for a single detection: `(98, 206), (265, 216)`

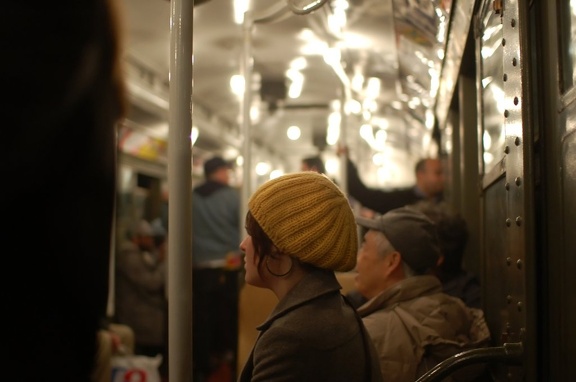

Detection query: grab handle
(415, 342), (524, 382)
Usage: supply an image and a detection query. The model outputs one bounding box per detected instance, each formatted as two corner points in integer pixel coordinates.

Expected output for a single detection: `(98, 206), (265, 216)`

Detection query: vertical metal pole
(240, 11), (254, 225)
(169, 0), (193, 380)
(339, 85), (349, 196)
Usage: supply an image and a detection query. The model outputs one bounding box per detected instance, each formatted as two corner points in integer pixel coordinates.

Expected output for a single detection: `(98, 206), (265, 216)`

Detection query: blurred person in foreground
(2, 0), (127, 380)
(337, 146), (445, 215)
(238, 172), (383, 382)
(192, 156), (242, 381)
(354, 207), (490, 382)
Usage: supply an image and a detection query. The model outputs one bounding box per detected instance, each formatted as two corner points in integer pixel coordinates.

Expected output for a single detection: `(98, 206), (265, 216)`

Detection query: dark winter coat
(239, 269), (383, 382)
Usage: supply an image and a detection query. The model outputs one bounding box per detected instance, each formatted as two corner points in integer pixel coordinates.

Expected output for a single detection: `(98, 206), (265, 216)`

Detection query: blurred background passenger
(301, 155), (327, 174)
(114, 219), (168, 379)
(337, 146), (445, 214)
(192, 156), (242, 381)
(2, 0), (127, 380)
(411, 201), (481, 309)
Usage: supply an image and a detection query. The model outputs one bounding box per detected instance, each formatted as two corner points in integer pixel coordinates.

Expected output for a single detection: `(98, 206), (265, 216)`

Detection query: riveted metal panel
(476, 0), (530, 380)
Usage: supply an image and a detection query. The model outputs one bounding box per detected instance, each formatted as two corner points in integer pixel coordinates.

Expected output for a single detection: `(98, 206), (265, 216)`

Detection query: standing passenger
(192, 156), (242, 381)
(337, 146), (445, 214)
(354, 207), (490, 381)
(238, 172), (383, 382)
(301, 155), (327, 174)
(3, 0), (127, 380)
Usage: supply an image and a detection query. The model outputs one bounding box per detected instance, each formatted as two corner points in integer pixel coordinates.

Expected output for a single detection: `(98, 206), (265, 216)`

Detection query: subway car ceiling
(120, 0), (452, 187)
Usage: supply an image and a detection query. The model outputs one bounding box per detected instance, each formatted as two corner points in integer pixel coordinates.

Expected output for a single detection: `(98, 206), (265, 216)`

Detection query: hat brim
(355, 216), (381, 231)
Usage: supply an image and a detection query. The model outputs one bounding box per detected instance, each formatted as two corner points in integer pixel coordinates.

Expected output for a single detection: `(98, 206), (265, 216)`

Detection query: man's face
(354, 230), (393, 300)
(419, 159), (445, 197)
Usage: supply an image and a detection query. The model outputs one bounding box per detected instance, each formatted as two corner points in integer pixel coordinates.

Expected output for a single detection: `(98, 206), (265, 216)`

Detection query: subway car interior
(105, 0), (575, 381)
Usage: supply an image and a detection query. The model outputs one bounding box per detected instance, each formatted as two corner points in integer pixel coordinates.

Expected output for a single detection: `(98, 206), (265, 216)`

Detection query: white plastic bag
(111, 354), (162, 382)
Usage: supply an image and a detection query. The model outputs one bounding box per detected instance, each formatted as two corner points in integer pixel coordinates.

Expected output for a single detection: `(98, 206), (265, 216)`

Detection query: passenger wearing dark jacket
(338, 146), (445, 215)
(239, 172), (383, 382)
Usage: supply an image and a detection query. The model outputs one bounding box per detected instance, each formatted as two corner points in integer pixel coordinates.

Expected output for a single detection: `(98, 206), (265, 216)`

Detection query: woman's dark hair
(245, 211), (315, 276)
(245, 211), (275, 274)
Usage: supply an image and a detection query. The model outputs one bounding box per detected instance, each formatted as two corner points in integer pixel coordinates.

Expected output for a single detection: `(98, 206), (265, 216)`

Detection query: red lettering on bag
(124, 369), (146, 382)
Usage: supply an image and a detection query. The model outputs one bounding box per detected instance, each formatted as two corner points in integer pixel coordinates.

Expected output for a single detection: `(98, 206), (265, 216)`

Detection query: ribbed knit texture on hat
(248, 172), (357, 272)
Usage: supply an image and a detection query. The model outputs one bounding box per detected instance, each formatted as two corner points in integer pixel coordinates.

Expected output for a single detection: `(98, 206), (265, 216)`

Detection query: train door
(473, 0), (576, 380)
(534, 1), (576, 380)
(475, 0), (535, 380)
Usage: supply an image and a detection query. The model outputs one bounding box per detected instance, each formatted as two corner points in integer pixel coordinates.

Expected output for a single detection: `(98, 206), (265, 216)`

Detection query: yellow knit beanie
(248, 172), (358, 272)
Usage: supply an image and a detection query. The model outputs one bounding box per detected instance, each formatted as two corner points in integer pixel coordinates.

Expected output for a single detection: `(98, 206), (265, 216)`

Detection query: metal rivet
(514, 96), (519, 105)
(502, 38), (506, 46)
(506, 218), (512, 227)
(515, 177), (522, 186)
(515, 136), (521, 146)
(504, 110), (509, 118)
(504, 145), (510, 154)
(511, 19), (516, 27)
(503, 73), (508, 82)
(517, 301), (523, 312)
(507, 295), (512, 304)
(512, 57), (517, 66)
(506, 257), (512, 265)
(505, 182), (510, 190)
(515, 216), (522, 226)
(516, 259), (523, 269)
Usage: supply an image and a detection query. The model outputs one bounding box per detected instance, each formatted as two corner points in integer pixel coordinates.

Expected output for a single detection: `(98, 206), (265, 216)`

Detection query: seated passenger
(347, 201), (482, 309)
(411, 201), (482, 309)
(238, 172), (383, 382)
(114, 219), (168, 377)
(354, 207), (490, 382)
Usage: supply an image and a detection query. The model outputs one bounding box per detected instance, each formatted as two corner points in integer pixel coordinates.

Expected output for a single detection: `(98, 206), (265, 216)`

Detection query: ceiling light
(287, 125), (301, 140)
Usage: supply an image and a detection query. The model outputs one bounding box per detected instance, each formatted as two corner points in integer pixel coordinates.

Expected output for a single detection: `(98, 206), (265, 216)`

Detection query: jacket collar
(358, 275), (442, 317)
(257, 268), (342, 331)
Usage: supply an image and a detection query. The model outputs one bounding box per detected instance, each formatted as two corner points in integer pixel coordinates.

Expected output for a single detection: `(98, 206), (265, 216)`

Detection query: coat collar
(357, 275), (442, 317)
(257, 268), (342, 331)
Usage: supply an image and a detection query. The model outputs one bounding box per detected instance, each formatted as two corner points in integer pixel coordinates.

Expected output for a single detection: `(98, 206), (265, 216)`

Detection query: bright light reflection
(287, 125), (301, 140)
(230, 74), (245, 97)
(191, 126), (199, 146)
(269, 169), (284, 179)
(255, 162), (271, 176)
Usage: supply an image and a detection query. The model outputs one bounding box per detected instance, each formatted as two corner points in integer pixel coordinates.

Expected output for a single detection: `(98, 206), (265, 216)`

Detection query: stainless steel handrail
(415, 342), (524, 382)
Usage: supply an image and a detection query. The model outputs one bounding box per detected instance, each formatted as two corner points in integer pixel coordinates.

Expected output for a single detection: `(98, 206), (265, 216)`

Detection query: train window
(559, 1), (576, 92)
(478, 3), (505, 174)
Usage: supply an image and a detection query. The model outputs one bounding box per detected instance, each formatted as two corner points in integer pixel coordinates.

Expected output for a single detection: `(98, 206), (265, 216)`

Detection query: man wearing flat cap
(354, 207), (490, 382)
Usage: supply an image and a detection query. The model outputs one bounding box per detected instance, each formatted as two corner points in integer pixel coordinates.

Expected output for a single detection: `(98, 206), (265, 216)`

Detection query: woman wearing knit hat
(238, 172), (383, 382)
